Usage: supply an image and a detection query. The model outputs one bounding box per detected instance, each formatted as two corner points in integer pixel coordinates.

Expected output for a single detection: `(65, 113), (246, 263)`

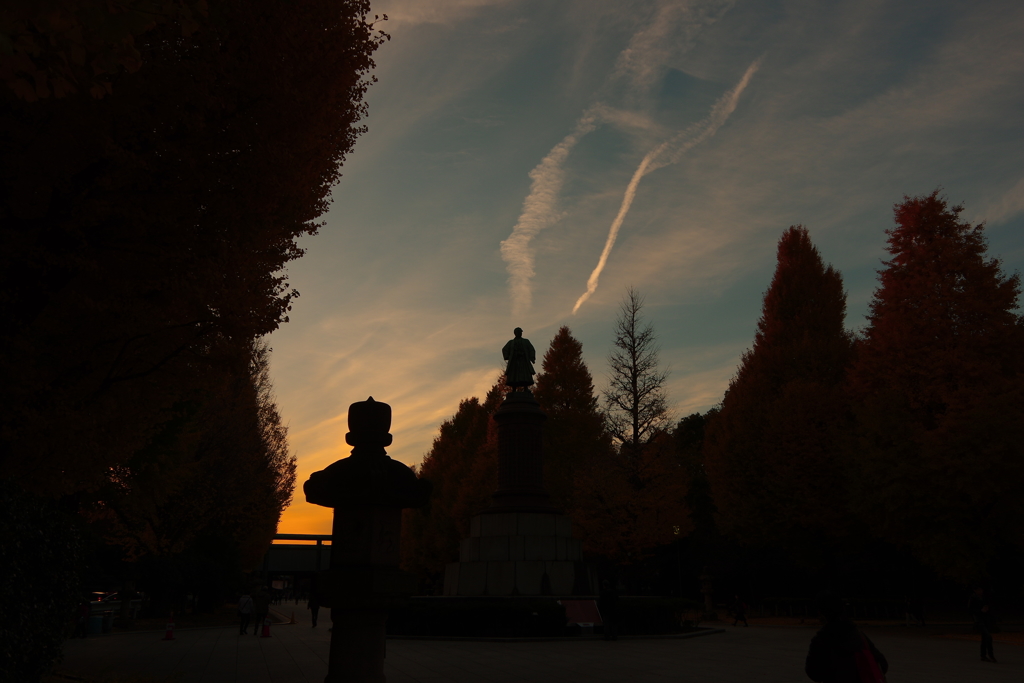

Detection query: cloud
(611, 0), (735, 98)
(500, 110), (601, 316)
(976, 177), (1024, 225)
(500, 2), (740, 317)
(572, 57), (762, 314)
(373, 0), (513, 26)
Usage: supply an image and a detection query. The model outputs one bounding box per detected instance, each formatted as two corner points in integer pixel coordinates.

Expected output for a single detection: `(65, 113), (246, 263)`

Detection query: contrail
(501, 110), (600, 316)
(572, 58), (762, 314)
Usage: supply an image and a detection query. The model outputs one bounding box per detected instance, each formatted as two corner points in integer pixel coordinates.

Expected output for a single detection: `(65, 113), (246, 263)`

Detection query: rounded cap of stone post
(345, 397), (392, 449)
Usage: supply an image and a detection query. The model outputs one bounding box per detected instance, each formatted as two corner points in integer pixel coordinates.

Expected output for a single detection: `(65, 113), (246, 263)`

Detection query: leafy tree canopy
(847, 191), (1024, 580)
(705, 226), (854, 557)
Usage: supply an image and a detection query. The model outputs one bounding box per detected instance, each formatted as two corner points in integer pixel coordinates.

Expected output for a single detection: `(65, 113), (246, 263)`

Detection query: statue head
(513, 327), (523, 338)
(345, 396), (393, 452)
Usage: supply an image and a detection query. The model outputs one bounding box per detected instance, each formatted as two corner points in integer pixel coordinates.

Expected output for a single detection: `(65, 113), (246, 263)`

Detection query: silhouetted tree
(0, 487), (84, 682)
(0, 1), (211, 101)
(674, 411), (718, 546)
(572, 429), (690, 564)
(704, 226), (854, 559)
(402, 383), (504, 589)
(846, 191), (1024, 580)
(570, 298), (686, 564)
(533, 326), (610, 511)
(0, 0), (387, 497)
(0, 0), (380, 661)
(604, 288), (669, 455)
(82, 339), (296, 608)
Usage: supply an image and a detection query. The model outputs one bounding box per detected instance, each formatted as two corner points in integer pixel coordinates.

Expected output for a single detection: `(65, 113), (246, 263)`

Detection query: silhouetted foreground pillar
(443, 390), (595, 596)
(304, 398), (431, 683)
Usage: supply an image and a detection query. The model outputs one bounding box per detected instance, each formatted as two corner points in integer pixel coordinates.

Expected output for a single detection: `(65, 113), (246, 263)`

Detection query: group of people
(237, 589), (323, 634)
(236, 590), (271, 635)
(234, 583), (1001, 678)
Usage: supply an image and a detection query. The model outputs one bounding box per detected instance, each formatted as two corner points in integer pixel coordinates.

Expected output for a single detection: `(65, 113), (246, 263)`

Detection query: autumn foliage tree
(704, 226), (854, 558)
(572, 430), (690, 564)
(845, 191), (1024, 581)
(533, 326), (610, 512)
(0, 0), (386, 496)
(1, 3), (380, 672)
(568, 293), (690, 564)
(0, 1), (212, 101)
(84, 340), (296, 568)
(401, 383), (504, 591)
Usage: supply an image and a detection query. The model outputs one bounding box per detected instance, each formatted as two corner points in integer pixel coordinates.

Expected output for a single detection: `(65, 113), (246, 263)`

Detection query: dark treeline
(404, 191), (1024, 613)
(0, 2), (386, 680)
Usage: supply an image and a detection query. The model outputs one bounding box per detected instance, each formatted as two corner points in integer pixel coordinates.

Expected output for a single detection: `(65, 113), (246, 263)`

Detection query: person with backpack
(805, 593), (887, 683)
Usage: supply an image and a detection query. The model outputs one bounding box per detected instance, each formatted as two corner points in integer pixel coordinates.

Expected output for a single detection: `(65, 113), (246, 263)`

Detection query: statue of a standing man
(502, 327), (536, 390)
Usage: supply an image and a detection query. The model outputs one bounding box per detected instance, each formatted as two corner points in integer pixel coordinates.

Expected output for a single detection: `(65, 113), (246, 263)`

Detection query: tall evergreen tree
(847, 191), (1024, 580)
(704, 226), (854, 556)
(533, 326), (609, 512)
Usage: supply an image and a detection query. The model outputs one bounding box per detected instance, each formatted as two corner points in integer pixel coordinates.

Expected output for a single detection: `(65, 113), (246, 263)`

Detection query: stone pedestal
(488, 391), (557, 512)
(443, 510), (596, 595)
(443, 390), (595, 596)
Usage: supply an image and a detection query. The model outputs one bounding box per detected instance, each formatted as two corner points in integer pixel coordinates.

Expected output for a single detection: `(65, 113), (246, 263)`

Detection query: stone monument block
(480, 512), (518, 537)
(515, 561), (548, 595)
(443, 563), (459, 596)
(509, 535), (525, 561)
(517, 512), (557, 537)
(546, 561), (575, 595)
(460, 537), (480, 562)
(480, 536), (510, 562)
(556, 515), (571, 538)
(486, 562), (516, 595)
(524, 535), (557, 561)
(457, 562), (487, 596)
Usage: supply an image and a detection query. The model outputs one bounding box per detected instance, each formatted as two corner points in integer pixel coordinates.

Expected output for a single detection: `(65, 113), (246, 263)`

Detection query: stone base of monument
(443, 511), (597, 596)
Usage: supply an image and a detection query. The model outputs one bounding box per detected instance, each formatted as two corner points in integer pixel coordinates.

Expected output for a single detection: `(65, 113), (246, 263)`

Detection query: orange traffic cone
(261, 617), (271, 638)
(163, 613), (175, 641)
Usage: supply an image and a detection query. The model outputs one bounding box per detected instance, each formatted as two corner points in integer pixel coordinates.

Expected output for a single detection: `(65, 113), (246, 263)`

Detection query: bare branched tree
(604, 287), (669, 455)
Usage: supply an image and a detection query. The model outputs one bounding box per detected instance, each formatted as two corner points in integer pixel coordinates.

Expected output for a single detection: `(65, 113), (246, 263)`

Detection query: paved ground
(56, 607), (1023, 683)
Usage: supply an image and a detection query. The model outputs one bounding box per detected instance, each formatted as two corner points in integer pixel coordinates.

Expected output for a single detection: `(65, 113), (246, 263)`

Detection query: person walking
(805, 593), (887, 683)
(731, 594), (749, 627)
(238, 593), (254, 635)
(308, 594), (321, 628)
(968, 586), (996, 663)
(253, 589), (270, 636)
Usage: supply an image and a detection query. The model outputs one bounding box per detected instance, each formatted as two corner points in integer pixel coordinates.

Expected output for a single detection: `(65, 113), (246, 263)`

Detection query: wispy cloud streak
(572, 58), (762, 314)
(501, 110), (599, 315)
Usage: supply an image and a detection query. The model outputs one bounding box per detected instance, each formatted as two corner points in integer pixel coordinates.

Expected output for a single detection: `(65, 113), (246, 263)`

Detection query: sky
(270, 0), (1024, 535)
